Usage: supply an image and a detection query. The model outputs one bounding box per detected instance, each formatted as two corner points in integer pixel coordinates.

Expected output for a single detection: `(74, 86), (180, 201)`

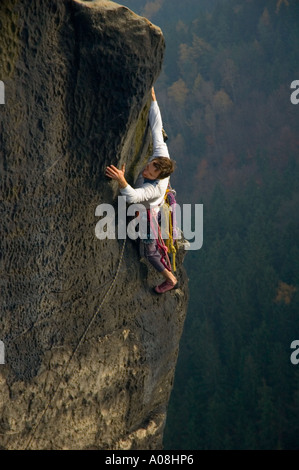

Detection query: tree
(167, 78), (189, 106)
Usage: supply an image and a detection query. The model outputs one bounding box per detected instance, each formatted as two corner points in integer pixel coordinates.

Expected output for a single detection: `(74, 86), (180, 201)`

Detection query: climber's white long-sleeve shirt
(120, 101), (170, 210)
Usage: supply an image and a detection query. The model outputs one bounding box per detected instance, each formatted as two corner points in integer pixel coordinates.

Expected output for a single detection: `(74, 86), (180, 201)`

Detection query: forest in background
(123, 0), (299, 449)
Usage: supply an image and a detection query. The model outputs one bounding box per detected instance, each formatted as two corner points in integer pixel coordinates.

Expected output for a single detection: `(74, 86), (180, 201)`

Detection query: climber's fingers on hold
(105, 165), (123, 179)
(105, 165), (115, 178)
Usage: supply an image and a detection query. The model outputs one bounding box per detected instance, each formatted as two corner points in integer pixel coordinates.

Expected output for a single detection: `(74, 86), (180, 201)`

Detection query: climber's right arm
(149, 90), (169, 160)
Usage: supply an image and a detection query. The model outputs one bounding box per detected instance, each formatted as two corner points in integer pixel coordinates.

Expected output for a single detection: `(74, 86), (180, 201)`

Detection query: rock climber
(105, 87), (178, 294)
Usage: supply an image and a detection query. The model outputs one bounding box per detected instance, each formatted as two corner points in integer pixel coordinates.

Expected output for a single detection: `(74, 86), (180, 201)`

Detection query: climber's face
(142, 161), (161, 180)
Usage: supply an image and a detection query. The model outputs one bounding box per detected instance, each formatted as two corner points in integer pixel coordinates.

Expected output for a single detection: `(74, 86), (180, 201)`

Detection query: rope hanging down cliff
(21, 238), (126, 451)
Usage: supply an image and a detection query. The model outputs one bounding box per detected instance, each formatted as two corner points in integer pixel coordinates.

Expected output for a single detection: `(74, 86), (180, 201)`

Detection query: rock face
(0, 0), (188, 450)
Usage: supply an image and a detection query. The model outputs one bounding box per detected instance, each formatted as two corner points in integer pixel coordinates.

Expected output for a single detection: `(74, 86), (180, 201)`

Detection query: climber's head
(142, 157), (176, 180)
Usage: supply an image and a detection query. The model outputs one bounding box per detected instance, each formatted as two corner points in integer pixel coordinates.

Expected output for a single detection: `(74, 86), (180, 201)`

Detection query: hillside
(124, 0), (299, 449)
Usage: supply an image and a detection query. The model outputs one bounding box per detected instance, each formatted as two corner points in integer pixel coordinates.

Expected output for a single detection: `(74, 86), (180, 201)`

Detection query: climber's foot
(154, 279), (178, 294)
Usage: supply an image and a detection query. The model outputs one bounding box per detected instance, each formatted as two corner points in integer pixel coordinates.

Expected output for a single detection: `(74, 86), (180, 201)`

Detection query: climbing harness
(21, 238), (127, 451)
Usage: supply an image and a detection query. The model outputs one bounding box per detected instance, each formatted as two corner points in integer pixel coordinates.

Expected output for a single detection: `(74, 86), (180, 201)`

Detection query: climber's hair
(152, 157), (176, 179)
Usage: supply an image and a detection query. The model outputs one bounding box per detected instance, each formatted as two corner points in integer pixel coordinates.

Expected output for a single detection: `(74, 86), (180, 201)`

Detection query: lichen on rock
(0, 0), (188, 450)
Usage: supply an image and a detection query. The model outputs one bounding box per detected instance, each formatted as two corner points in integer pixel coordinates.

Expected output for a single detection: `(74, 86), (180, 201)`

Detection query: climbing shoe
(154, 279), (178, 294)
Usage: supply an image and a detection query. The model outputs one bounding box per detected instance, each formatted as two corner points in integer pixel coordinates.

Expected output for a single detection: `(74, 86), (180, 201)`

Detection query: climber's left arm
(119, 178), (168, 205)
(105, 162), (167, 204)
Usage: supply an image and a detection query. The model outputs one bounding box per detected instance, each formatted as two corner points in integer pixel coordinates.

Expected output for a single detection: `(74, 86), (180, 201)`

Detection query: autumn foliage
(124, 0), (299, 450)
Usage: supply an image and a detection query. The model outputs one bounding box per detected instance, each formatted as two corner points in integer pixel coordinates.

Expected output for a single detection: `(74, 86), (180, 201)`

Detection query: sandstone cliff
(0, 0), (188, 450)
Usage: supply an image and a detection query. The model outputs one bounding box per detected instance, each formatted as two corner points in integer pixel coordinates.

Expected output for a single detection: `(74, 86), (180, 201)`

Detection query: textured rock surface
(0, 0), (188, 450)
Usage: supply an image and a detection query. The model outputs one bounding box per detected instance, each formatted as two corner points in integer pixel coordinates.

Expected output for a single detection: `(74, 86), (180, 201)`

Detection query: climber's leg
(154, 268), (178, 294)
(141, 240), (178, 294)
(142, 241), (165, 273)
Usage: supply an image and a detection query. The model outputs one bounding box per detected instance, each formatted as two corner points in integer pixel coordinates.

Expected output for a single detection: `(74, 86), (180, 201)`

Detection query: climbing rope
(163, 187), (178, 273)
(21, 238), (127, 451)
(147, 185), (178, 273)
(165, 208), (177, 272)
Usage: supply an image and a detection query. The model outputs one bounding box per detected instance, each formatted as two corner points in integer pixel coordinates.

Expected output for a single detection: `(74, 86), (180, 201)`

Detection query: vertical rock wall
(0, 0), (188, 450)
